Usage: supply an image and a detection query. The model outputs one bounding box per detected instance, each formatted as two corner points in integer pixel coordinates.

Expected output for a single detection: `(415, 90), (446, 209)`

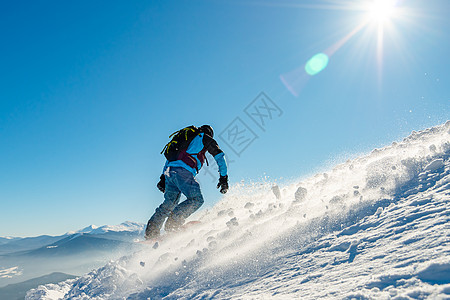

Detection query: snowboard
(138, 220), (202, 245)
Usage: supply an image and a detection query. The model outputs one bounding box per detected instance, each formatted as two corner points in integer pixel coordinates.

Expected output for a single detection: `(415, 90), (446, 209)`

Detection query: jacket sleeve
(203, 134), (228, 177)
(162, 160), (169, 175)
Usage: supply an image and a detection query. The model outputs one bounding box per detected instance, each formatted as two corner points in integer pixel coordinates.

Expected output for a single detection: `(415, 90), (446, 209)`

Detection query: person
(145, 125), (228, 240)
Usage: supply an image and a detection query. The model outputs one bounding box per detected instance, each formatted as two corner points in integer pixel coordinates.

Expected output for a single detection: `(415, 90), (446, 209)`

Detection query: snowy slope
(27, 122), (450, 300)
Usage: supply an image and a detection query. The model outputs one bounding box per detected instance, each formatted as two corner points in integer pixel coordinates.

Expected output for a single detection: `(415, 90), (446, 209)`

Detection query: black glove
(217, 175), (228, 194)
(157, 175), (165, 193)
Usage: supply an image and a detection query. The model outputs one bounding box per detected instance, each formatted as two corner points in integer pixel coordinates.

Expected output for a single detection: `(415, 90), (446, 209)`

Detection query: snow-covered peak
(66, 221), (144, 235)
(76, 224), (99, 233)
(91, 221), (144, 234)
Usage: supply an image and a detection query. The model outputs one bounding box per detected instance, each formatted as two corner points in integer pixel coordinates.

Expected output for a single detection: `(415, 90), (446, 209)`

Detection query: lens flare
(305, 53), (329, 76)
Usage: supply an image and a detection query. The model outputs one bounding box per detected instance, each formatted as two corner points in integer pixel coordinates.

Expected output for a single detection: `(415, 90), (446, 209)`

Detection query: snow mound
(27, 121), (450, 299)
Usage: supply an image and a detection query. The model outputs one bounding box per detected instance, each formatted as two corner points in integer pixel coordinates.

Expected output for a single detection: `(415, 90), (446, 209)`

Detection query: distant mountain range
(0, 237), (20, 245)
(0, 221), (145, 292)
(0, 221), (144, 255)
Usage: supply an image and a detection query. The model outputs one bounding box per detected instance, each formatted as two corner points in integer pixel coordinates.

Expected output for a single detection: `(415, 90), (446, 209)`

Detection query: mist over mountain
(0, 272), (76, 300)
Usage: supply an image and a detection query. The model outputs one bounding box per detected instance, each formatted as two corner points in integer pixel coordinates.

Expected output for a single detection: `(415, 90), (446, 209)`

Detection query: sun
(367, 0), (397, 23)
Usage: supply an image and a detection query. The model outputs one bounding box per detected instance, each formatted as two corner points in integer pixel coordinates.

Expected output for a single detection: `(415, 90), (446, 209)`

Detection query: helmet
(199, 125), (214, 137)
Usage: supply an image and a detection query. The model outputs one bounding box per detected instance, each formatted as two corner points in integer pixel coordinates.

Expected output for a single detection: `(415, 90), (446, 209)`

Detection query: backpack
(161, 126), (201, 162)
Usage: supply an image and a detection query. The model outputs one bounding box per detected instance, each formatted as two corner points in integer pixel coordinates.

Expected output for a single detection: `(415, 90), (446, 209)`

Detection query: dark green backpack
(161, 126), (200, 161)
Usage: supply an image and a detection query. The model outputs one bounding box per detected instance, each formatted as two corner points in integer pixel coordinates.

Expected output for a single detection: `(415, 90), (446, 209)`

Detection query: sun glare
(368, 0), (397, 22)
(280, 0), (411, 96)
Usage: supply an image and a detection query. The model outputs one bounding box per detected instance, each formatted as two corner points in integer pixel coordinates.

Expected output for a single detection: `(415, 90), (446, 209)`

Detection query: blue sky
(1, 0), (448, 237)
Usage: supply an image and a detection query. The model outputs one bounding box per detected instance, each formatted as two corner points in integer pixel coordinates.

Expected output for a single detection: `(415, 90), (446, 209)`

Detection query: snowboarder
(145, 125), (229, 240)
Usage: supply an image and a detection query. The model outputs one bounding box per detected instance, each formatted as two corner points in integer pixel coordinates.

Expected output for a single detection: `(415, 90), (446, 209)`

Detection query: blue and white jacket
(162, 133), (227, 177)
